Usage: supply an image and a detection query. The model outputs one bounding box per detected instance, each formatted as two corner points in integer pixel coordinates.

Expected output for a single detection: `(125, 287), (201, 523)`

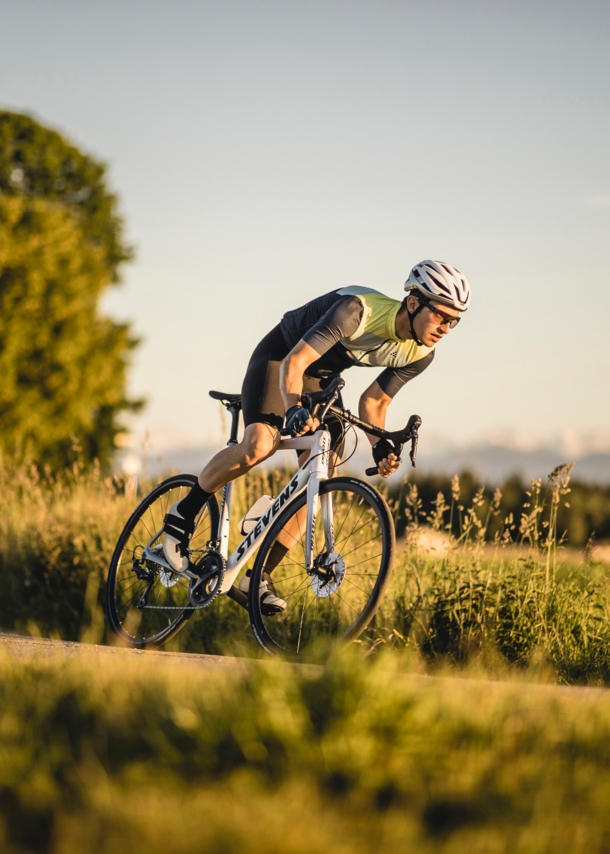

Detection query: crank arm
(190, 567), (222, 592)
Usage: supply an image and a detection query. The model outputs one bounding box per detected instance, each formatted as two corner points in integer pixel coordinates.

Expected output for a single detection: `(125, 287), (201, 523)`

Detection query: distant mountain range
(142, 442), (610, 486)
(420, 445), (610, 485)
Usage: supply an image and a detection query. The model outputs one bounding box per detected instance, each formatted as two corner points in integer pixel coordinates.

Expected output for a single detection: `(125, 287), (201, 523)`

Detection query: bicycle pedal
(260, 601), (284, 617)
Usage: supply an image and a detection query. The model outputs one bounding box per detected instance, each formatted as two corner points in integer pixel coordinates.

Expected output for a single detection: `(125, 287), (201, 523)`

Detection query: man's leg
(198, 422), (280, 493)
(272, 407), (344, 556)
(163, 422), (280, 571)
(163, 322), (290, 572)
(270, 444), (341, 556)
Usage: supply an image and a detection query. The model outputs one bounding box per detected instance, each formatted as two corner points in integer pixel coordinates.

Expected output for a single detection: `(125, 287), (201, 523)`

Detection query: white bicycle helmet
(404, 260), (471, 311)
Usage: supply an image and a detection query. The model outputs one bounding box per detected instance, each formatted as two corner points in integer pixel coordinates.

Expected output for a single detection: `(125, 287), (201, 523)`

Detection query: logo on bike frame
(235, 473), (300, 559)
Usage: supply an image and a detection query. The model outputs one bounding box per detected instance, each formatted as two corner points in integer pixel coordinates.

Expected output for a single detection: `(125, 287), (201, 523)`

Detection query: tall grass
(2, 648), (610, 853)
(367, 464), (610, 684)
(0, 460), (609, 681)
(0, 459), (131, 641)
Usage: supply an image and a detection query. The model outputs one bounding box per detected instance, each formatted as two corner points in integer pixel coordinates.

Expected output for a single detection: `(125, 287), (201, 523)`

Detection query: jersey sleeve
(376, 350), (435, 398)
(301, 296), (364, 355)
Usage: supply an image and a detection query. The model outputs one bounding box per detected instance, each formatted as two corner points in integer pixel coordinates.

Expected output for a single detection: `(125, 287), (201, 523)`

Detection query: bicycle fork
(304, 430), (334, 570)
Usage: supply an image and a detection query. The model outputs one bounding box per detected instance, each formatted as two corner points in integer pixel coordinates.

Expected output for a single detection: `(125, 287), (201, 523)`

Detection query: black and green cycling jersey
(280, 286), (435, 397)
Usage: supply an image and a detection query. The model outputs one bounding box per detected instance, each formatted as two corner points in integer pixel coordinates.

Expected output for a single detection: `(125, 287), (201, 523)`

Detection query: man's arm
(359, 379), (392, 441)
(359, 380), (401, 478)
(279, 340), (321, 434)
(279, 295), (365, 435)
(279, 340), (319, 409)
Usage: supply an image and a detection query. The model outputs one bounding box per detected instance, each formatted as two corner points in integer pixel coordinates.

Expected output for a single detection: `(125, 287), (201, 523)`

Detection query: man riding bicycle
(162, 259), (471, 613)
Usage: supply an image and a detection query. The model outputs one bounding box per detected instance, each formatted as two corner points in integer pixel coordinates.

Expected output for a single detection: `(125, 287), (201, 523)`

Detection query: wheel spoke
(107, 477), (216, 646)
(340, 533), (383, 561)
(250, 481), (392, 659)
(334, 501), (370, 549)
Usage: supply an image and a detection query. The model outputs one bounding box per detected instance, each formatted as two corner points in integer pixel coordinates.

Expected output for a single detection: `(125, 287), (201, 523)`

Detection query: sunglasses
(415, 295), (461, 329)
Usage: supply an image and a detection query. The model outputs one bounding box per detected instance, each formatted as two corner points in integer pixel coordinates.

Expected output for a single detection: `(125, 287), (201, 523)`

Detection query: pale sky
(1, 0), (609, 455)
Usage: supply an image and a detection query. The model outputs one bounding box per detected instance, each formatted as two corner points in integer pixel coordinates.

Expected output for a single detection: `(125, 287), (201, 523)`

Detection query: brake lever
(318, 390), (340, 423)
(409, 432), (419, 467)
(408, 416), (421, 467)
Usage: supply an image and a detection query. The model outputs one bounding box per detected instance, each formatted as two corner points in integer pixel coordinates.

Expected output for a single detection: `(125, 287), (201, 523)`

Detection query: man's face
(407, 294), (461, 347)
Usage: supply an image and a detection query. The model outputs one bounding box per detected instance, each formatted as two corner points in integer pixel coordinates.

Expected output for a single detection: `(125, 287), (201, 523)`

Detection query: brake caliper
(311, 551), (346, 598)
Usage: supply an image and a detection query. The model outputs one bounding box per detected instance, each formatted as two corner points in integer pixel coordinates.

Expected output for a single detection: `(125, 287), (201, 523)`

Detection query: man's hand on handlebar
(372, 438), (401, 478)
(377, 453), (400, 478)
(285, 405), (320, 437)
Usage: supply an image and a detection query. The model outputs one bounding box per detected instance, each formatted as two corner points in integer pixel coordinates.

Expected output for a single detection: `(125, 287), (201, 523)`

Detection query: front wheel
(249, 476), (395, 660)
(106, 474), (219, 648)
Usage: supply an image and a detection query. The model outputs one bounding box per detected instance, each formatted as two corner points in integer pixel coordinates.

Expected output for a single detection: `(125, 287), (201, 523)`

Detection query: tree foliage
(0, 110), (140, 468)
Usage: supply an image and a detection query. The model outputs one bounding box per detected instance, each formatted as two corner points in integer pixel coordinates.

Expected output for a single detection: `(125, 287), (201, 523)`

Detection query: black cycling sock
(263, 541), (289, 574)
(176, 482), (213, 522)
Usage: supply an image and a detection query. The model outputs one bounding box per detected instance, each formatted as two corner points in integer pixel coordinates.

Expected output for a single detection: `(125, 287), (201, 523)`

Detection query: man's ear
(405, 294), (419, 312)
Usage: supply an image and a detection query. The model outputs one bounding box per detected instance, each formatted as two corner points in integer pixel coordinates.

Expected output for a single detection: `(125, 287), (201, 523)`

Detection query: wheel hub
(310, 550), (346, 598)
(140, 546), (180, 588)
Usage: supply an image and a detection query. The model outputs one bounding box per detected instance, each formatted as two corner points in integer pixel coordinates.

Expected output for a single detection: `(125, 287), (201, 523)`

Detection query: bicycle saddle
(209, 390), (242, 409)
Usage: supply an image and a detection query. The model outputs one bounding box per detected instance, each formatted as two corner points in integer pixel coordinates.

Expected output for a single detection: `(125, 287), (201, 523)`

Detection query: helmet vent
(404, 259), (472, 311)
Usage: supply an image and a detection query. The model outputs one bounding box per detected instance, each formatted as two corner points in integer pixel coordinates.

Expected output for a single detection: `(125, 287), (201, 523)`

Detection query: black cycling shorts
(241, 324), (346, 454)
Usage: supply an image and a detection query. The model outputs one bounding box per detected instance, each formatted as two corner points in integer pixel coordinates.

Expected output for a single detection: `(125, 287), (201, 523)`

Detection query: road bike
(106, 377), (421, 660)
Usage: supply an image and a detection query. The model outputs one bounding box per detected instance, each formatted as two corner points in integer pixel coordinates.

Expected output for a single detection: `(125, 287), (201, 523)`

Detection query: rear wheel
(249, 476), (394, 659)
(106, 475), (219, 648)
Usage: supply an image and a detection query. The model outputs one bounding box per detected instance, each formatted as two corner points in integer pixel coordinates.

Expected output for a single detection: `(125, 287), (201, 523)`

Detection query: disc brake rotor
(159, 568), (179, 588)
(143, 546), (180, 588)
(310, 551), (346, 598)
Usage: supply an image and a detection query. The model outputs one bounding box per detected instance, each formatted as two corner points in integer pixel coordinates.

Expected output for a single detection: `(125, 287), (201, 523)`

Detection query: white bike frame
(140, 429), (334, 592)
(218, 428), (334, 594)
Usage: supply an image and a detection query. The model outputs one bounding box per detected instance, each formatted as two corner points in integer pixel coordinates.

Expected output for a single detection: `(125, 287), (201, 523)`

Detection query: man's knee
(241, 425), (279, 467)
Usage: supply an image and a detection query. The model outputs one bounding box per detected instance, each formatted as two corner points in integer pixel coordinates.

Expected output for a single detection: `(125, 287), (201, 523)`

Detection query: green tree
(0, 110), (141, 469)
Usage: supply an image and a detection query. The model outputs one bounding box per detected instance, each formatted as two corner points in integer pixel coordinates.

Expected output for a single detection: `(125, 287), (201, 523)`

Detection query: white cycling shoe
(162, 501), (194, 572)
(239, 570), (286, 615)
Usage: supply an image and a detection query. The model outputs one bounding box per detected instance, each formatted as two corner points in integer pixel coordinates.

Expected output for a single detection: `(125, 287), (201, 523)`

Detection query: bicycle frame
(218, 428), (333, 594)
(139, 380), (419, 601)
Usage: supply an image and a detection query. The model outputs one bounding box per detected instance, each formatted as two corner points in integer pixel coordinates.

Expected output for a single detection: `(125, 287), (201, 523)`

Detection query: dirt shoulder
(1, 632), (607, 699)
(0, 631), (253, 671)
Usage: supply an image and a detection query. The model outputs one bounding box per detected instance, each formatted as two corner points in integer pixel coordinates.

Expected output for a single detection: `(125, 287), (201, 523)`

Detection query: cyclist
(162, 260), (471, 612)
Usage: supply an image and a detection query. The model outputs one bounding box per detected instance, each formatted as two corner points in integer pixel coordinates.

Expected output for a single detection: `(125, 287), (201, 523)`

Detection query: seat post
(227, 406), (240, 445)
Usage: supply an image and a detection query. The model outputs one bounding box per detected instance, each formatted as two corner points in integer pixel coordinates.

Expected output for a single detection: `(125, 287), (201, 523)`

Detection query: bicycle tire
(248, 476), (394, 660)
(106, 474), (220, 648)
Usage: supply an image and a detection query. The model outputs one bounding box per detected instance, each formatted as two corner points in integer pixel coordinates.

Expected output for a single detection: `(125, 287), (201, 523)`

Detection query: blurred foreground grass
(1, 460), (610, 682)
(2, 647), (610, 853)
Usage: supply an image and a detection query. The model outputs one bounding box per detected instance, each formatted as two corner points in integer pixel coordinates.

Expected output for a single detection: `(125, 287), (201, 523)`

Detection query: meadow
(1, 458), (609, 683)
(3, 645), (610, 852)
(2, 460), (610, 851)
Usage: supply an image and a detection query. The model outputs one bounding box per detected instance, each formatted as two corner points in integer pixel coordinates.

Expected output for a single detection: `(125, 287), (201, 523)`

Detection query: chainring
(189, 550), (225, 607)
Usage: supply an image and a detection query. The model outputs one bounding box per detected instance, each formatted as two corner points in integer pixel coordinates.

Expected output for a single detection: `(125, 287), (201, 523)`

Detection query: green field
(2, 462), (610, 851)
(1, 461), (609, 683)
(2, 646), (610, 853)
